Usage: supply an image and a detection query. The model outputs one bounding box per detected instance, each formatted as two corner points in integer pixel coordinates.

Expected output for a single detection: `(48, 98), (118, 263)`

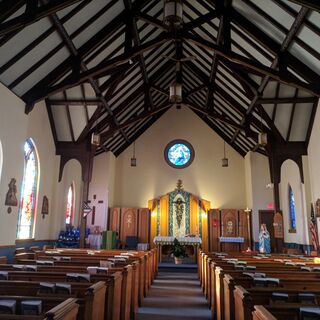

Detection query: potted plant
(170, 238), (187, 264)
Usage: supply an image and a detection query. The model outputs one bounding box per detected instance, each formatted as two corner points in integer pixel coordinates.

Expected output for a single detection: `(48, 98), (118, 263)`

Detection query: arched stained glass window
(66, 183), (75, 225)
(288, 185), (297, 231)
(17, 139), (39, 239)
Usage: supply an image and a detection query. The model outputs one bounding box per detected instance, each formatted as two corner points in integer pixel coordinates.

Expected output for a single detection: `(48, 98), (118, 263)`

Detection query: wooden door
(259, 210), (276, 253)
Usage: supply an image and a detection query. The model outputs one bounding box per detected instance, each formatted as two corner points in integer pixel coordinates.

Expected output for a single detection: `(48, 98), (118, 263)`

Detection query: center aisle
(137, 271), (211, 320)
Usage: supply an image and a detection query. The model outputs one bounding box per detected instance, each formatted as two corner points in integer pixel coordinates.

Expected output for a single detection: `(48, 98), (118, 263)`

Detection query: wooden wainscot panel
(138, 208), (150, 244)
(221, 209), (238, 252)
(252, 306), (277, 320)
(120, 208), (138, 245)
(109, 207), (121, 233)
(208, 209), (220, 252)
(239, 209), (249, 251)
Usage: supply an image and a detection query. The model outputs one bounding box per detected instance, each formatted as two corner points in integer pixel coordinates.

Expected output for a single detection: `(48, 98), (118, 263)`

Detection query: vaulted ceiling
(0, 0), (320, 157)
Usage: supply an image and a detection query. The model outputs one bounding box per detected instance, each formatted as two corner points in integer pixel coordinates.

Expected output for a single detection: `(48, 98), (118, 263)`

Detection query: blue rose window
(164, 140), (194, 168)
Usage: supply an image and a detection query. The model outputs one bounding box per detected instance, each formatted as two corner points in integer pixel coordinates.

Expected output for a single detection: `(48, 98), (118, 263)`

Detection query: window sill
(15, 238), (35, 243)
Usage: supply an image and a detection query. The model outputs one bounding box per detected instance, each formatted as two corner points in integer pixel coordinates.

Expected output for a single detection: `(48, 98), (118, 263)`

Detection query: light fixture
(258, 108), (267, 147)
(91, 133), (101, 146)
(258, 132), (268, 147)
(91, 117), (101, 146)
(169, 81), (182, 103)
(163, 0), (183, 29)
(222, 141), (229, 167)
(130, 140), (137, 167)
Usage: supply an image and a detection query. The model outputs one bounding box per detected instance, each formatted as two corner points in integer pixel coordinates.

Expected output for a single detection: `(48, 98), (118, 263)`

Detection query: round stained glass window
(164, 139), (194, 169)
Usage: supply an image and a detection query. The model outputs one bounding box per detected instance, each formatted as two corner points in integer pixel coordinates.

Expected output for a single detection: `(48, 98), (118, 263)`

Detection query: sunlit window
(17, 139), (39, 239)
(66, 183), (75, 225)
(288, 185), (297, 231)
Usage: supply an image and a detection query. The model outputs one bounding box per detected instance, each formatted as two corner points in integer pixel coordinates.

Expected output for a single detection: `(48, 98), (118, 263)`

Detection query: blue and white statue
(259, 223), (271, 254)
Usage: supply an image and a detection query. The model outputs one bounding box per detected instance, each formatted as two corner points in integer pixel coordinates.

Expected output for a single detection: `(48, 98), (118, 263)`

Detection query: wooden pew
(0, 281), (105, 320)
(0, 297), (78, 320)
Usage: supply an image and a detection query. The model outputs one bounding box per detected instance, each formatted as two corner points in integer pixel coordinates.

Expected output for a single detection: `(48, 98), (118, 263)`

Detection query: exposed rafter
(0, 0), (89, 37)
(288, 0), (320, 12)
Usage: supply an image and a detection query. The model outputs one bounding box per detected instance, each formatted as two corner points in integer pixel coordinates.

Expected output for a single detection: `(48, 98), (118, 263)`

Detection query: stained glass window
(17, 139), (39, 239)
(66, 184), (74, 225)
(164, 140), (194, 168)
(288, 185), (297, 230)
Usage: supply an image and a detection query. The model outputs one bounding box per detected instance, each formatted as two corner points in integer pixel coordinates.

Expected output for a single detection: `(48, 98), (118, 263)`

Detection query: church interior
(1, 0), (320, 319)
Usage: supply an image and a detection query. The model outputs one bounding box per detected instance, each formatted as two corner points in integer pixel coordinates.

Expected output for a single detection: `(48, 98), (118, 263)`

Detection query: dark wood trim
(0, 0), (87, 37)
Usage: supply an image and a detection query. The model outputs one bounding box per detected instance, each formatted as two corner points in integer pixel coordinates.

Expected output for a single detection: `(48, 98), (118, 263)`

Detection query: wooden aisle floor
(137, 271), (211, 320)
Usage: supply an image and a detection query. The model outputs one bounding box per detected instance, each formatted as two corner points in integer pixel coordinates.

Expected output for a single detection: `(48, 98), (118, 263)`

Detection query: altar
(153, 236), (202, 263)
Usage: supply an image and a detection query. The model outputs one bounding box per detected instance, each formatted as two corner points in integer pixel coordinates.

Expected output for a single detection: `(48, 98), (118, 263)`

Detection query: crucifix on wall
(87, 194), (104, 225)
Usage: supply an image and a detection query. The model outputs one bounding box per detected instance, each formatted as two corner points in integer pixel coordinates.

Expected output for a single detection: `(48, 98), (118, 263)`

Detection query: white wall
(307, 98), (320, 240)
(112, 107), (246, 208)
(52, 159), (83, 238)
(245, 152), (273, 241)
(0, 140), (3, 185)
(0, 83), (83, 244)
(280, 160), (309, 244)
(87, 153), (116, 231)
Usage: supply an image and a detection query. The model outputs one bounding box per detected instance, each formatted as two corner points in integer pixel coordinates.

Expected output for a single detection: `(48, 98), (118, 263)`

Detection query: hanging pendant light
(258, 132), (268, 146)
(130, 141), (137, 167)
(169, 81), (182, 103)
(163, 0), (183, 29)
(258, 108), (267, 147)
(91, 117), (101, 146)
(222, 141), (229, 167)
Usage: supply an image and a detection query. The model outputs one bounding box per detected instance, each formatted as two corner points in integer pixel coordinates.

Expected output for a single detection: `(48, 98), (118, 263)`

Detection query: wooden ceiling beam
(124, 0), (154, 112)
(95, 61), (173, 136)
(185, 102), (249, 131)
(137, 12), (168, 31)
(24, 33), (169, 108)
(287, 0), (320, 12)
(228, 7), (320, 84)
(0, 0), (89, 37)
(48, 99), (101, 106)
(231, 6), (309, 143)
(22, 0), (150, 106)
(111, 107), (169, 157)
(0, 0), (25, 23)
(257, 97), (316, 104)
(151, 85), (169, 97)
(183, 33), (320, 97)
(183, 12), (218, 30)
(100, 103), (171, 142)
(206, 0), (231, 111)
(39, 1), (129, 143)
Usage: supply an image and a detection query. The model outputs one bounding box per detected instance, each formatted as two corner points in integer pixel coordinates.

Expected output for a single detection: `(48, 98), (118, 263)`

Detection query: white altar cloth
(153, 236), (202, 245)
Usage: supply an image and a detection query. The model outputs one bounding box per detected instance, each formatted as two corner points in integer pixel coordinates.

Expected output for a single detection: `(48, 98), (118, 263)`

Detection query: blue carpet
(137, 272), (211, 320)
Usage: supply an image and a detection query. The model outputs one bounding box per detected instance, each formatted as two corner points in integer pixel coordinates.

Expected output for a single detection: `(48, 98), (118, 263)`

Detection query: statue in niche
(5, 178), (18, 207)
(174, 197), (185, 228)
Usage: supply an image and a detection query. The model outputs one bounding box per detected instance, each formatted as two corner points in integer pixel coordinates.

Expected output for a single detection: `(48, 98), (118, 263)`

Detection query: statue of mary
(259, 223), (271, 254)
